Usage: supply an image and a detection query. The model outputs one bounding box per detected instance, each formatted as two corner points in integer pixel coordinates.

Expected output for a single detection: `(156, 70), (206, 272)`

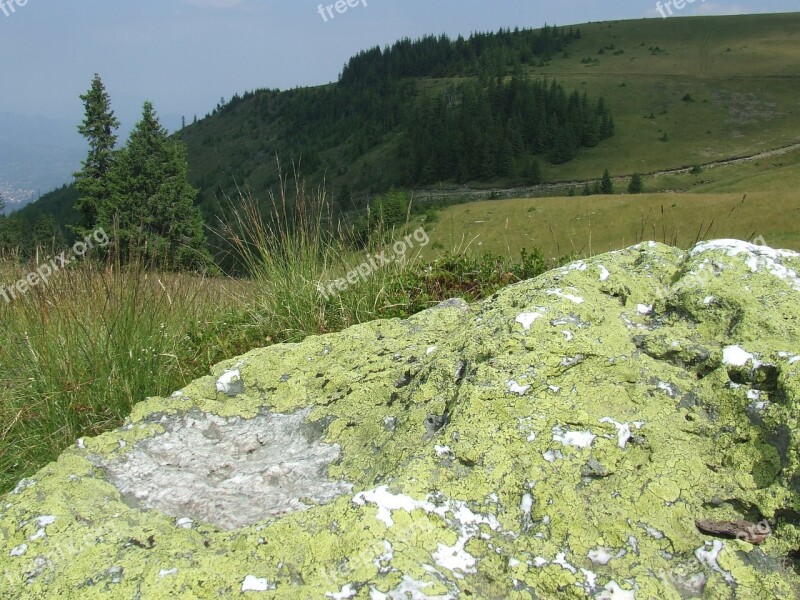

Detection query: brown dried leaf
(695, 519), (771, 545)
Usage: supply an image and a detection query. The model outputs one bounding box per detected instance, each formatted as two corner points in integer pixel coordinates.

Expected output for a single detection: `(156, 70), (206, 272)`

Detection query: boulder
(2, 240), (800, 599)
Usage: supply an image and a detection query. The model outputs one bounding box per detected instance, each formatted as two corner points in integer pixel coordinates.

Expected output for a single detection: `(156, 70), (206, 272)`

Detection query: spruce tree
(106, 101), (211, 270)
(628, 173), (644, 194)
(601, 168), (614, 194)
(74, 74), (119, 234)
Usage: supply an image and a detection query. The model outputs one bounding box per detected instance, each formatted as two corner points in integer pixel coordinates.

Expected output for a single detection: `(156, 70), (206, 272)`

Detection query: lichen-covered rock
(2, 240), (800, 599)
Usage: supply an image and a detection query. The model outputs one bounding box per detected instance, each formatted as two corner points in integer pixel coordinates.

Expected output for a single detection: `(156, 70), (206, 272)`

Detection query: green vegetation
(72, 76), (210, 269)
(104, 101), (211, 269)
(422, 188), (800, 260)
(601, 168), (613, 194)
(73, 74), (119, 236)
(408, 77), (613, 181)
(628, 172), (644, 193)
(3, 11), (800, 497)
(0, 176), (557, 494)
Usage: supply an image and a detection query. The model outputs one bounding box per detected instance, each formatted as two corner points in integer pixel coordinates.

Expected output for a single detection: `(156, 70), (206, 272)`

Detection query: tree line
(339, 25), (582, 85)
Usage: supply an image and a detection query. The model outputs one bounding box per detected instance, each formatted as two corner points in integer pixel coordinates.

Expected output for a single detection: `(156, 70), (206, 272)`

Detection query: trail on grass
(414, 140), (800, 202)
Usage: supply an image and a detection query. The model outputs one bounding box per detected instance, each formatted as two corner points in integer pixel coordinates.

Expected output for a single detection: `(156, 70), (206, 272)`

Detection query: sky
(1, 0), (797, 135)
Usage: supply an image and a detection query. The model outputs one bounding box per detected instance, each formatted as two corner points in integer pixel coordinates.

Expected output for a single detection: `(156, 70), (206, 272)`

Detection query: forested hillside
(179, 24), (607, 220)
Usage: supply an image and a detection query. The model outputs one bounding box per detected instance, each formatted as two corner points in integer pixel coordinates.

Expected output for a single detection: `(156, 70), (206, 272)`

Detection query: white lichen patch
(598, 265), (610, 282)
(370, 574), (456, 600)
(435, 446), (453, 459)
(588, 547), (625, 566)
(242, 575), (275, 592)
(656, 381), (677, 397)
(94, 407), (352, 530)
(695, 540), (734, 584)
(595, 580), (637, 599)
(552, 426), (595, 448)
(216, 368), (244, 396)
(326, 583), (357, 599)
(353, 486), (500, 578)
(506, 380), (531, 396)
(598, 418), (642, 449)
(159, 568), (178, 577)
(543, 450), (564, 462)
(547, 289), (585, 305)
(722, 345), (757, 367)
(554, 552), (577, 574)
(516, 312), (544, 330)
(692, 239), (800, 291)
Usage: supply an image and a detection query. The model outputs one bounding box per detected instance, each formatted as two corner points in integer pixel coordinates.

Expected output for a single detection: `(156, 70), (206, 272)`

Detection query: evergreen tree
(105, 101), (211, 270)
(33, 213), (63, 250)
(601, 168), (614, 194)
(523, 157), (542, 185)
(0, 213), (25, 254)
(74, 74), (119, 234)
(370, 188), (409, 229)
(628, 173), (644, 194)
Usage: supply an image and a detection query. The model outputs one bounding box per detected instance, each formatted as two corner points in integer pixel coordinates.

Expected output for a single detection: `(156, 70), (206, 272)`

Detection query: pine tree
(524, 157), (542, 185)
(628, 173), (644, 194)
(601, 168), (614, 194)
(74, 74), (119, 234)
(106, 101), (211, 270)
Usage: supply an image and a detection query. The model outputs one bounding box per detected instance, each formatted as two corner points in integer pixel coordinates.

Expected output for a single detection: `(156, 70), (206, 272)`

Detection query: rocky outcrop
(2, 240), (800, 599)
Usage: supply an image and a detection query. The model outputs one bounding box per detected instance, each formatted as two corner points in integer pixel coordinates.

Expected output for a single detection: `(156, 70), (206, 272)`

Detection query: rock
(2, 239), (800, 599)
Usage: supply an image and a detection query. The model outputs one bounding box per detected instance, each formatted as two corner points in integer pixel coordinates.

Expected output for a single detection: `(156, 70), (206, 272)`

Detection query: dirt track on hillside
(414, 141), (800, 202)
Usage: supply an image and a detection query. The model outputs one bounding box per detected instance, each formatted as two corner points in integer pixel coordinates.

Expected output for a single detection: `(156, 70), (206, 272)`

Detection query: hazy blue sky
(1, 0), (797, 132)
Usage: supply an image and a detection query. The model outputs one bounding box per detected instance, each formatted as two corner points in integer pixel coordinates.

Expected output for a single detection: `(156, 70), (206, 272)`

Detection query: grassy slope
(525, 13), (800, 182)
(423, 148), (800, 259)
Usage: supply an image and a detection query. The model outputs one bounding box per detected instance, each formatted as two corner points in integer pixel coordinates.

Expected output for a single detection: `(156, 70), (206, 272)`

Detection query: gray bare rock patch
(92, 407), (352, 530)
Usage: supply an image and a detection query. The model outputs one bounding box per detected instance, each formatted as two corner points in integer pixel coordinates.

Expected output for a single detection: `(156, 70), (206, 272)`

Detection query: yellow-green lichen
(1, 241), (799, 599)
